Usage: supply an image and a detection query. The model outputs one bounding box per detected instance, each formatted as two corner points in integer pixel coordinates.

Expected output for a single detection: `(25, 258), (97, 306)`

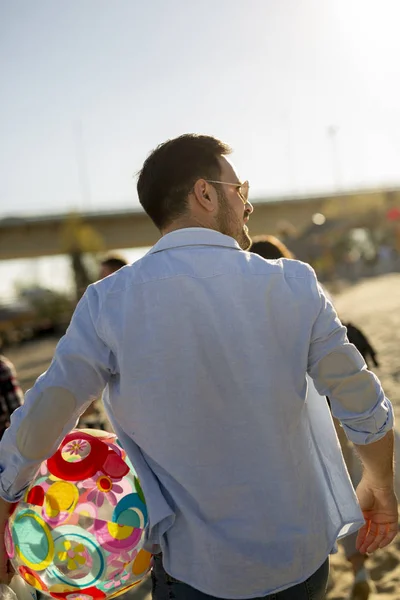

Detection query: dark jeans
(151, 554), (329, 600)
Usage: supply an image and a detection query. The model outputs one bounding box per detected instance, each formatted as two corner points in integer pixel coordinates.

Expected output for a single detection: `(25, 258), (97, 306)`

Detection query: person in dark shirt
(344, 322), (379, 368)
(0, 356), (23, 441)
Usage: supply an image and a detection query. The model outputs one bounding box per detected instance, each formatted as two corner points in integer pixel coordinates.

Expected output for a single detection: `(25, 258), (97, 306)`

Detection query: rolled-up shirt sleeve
(0, 284), (114, 502)
(307, 269), (393, 445)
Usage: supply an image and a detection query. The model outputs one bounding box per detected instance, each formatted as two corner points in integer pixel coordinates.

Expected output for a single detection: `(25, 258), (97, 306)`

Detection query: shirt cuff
(0, 466), (29, 503)
(341, 400), (394, 445)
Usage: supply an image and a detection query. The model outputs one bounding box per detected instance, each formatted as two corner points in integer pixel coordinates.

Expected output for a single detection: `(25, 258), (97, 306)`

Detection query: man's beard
(215, 189), (252, 250)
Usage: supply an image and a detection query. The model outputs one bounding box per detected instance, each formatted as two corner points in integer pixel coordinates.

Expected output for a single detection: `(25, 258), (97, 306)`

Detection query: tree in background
(60, 213), (104, 301)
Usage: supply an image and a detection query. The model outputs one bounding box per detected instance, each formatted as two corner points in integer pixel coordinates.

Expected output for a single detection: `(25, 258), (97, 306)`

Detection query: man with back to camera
(0, 134), (397, 599)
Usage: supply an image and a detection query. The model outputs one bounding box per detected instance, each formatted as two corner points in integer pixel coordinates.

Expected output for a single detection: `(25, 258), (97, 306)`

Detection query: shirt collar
(147, 228), (242, 255)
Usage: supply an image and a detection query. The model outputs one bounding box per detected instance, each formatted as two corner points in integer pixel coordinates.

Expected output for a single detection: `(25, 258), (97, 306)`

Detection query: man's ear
(192, 179), (216, 212)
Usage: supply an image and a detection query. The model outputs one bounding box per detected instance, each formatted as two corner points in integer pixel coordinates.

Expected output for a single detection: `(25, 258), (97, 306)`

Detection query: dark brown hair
(100, 255), (128, 272)
(249, 235), (294, 260)
(137, 134), (232, 229)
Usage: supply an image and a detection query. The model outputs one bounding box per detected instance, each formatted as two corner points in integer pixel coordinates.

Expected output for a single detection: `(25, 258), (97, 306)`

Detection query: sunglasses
(205, 180), (250, 205)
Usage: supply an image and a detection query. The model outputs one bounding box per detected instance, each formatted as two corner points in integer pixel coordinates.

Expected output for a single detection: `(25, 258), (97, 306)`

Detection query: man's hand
(355, 478), (399, 554)
(0, 501), (13, 584)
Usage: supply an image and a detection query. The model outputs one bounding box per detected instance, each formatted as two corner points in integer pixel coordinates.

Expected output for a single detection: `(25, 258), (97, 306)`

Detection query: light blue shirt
(0, 228), (393, 598)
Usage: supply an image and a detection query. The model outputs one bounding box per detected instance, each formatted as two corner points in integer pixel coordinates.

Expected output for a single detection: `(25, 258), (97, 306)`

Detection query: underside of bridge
(1, 188), (399, 261)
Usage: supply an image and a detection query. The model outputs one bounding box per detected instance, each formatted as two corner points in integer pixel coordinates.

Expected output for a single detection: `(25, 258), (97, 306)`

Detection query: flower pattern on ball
(103, 550), (137, 592)
(103, 570), (131, 591)
(64, 439), (90, 458)
(79, 473), (124, 507)
(106, 550), (135, 579)
(57, 540), (87, 571)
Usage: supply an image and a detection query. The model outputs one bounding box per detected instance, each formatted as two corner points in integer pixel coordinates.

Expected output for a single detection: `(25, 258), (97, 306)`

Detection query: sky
(1, 0), (400, 219)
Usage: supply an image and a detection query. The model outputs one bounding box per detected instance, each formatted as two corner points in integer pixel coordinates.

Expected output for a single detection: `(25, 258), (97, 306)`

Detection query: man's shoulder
(91, 259), (146, 295)
(280, 257), (315, 279)
(246, 253), (314, 280)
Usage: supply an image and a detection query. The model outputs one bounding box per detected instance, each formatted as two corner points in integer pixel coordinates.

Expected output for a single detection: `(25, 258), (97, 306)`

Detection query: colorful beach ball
(6, 429), (152, 599)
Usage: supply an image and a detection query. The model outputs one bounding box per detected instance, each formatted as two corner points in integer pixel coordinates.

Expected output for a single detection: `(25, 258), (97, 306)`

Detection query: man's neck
(162, 217), (218, 237)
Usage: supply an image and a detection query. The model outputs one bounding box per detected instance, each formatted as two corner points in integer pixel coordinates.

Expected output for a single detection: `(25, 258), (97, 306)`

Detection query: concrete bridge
(1, 188), (399, 261)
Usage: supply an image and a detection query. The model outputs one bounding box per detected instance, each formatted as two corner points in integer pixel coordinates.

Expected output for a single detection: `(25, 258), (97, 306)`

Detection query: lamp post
(327, 125), (341, 191)
(73, 120), (92, 212)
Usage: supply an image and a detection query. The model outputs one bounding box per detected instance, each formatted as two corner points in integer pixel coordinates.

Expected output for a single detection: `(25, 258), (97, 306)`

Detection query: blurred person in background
(249, 235), (382, 600)
(0, 135), (397, 599)
(99, 254), (128, 279)
(0, 356), (23, 442)
(344, 323), (379, 369)
(0, 357), (24, 594)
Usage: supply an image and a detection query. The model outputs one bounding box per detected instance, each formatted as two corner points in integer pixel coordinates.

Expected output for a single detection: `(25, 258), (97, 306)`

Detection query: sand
(6, 273), (400, 599)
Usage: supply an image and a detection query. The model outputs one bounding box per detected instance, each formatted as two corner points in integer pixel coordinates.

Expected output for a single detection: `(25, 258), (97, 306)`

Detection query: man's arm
(307, 278), (393, 445)
(0, 285), (113, 503)
(306, 271), (397, 552)
(353, 430), (398, 553)
(355, 428), (394, 487)
(0, 285), (115, 582)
